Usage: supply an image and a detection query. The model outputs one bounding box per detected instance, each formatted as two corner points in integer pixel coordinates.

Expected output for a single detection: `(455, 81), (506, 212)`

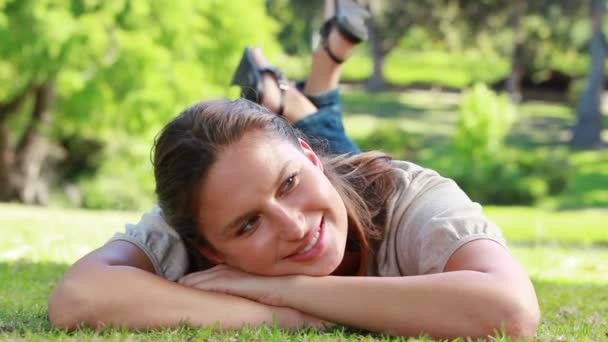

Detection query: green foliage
(355, 124), (421, 161)
(0, 0), (281, 209)
(529, 3), (590, 78)
(429, 84), (570, 205)
(454, 83), (516, 159)
(79, 135), (155, 211)
(266, 0), (322, 55)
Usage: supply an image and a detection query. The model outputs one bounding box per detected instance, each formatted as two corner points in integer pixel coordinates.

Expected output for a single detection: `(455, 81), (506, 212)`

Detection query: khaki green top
(110, 161), (506, 281)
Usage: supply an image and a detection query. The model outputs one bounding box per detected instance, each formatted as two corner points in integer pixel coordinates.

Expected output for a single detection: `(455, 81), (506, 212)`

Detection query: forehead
(195, 132), (301, 222)
(210, 131), (298, 181)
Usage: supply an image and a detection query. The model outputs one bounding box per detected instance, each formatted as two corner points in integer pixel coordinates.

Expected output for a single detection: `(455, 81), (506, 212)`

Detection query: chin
(319, 247), (347, 275)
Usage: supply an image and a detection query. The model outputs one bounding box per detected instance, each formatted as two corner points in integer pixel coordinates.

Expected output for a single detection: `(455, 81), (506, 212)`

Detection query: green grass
(383, 50), (509, 88)
(485, 206), (607, 246)
(342, 88), (459, 143)
(276, 49), (510, 88)
(0, 204), (138, 264)
(553, 151), (608, 209)
(1, 204), (608, 341)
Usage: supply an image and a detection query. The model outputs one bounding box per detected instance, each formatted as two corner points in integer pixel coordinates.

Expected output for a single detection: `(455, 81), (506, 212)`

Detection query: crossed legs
(249, 2), (358, 124)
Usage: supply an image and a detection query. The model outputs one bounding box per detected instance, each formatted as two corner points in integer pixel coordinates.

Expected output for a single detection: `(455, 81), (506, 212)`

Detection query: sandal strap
(321, 35), (345, 64)
(319, 18), (345, 64)
(259, 66), (289, 116)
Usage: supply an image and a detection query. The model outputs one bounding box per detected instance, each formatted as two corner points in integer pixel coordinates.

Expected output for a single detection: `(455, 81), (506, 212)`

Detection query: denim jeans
(292, 83), (360, 155)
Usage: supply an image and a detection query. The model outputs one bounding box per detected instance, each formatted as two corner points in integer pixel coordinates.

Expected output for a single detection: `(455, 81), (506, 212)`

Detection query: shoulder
(389, 159), (444, 187)
(371, 161), (506, 276)
(109, 205), (190, 281)
(386, 160), (456, 211)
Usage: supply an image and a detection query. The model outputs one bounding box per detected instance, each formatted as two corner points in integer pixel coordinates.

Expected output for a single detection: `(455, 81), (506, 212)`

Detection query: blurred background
(0, 0), (606, 212)
(1, 2), (607, 339)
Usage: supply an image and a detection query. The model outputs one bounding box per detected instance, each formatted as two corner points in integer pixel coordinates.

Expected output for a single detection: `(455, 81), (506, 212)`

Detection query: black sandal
(320, 0), (370, 64)
(230, 47), (290, 116)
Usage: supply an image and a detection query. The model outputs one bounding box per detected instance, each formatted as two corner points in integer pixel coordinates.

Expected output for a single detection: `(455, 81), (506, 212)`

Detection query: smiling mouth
(297, 228), (321, 255)
(286, 216), (324, 259)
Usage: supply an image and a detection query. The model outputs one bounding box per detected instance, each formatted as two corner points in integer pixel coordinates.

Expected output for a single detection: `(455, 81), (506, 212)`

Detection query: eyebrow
(221, 160), (293, 236)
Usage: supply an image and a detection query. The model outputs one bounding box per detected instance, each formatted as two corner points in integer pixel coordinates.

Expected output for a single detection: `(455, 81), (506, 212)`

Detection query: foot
(250, 48), (317, 122)
(319, 0), (369, 64)
(325, 28), (357, 63)
(249, 48), (282, 114)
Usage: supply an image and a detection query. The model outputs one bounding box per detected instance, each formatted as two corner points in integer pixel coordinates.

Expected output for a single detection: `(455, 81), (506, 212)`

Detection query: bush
(355, 124), (421, 161)
(430, 148), (570, 205)
(453, 83), (516, 160)
(428, 84), (570, 205)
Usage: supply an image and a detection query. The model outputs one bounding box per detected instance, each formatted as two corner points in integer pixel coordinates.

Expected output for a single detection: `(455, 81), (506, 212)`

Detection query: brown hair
(153, 98), (397, 275)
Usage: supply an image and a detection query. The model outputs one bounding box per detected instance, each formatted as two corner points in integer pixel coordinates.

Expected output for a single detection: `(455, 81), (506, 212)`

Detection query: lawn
(277, 49), (510, 88)
(1, 204), (607, 341)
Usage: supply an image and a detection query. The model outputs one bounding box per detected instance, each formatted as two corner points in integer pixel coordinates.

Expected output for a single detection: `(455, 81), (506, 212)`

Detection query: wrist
(277, 274), (310, 308)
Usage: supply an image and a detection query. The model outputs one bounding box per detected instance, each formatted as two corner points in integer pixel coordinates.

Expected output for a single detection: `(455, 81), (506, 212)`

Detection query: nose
(272, 203), (307, 241)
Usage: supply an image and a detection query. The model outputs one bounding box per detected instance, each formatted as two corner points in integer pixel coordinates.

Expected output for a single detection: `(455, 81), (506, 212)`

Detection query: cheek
(222, 231), (276, 266)
(320, 176), (345, 215)
(308, 170), (336, 201)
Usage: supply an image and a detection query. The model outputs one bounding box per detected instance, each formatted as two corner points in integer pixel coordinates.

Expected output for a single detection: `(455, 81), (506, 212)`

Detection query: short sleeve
(109, 205), (189, 281)
(371, 161), (506, 276)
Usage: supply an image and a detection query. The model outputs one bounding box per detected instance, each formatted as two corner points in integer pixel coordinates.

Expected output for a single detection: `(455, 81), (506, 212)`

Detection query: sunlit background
(0, 0), (606, 340)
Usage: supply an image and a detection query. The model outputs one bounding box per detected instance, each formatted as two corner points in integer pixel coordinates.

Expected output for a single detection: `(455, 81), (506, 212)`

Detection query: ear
(298, 138), (323, 171)
(196, 244), (225, 265)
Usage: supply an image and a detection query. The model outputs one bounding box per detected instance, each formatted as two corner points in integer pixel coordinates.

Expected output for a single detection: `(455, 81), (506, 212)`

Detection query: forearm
(283, 271), (537, 338)
(49, 265), (303, 331)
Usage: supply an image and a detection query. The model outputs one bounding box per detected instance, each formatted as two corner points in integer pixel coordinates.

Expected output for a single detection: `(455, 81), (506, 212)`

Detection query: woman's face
(195, 131), (349, 276)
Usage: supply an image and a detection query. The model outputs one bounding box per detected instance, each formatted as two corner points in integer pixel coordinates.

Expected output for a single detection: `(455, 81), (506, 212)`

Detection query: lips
(297, 228), (321, 255)
(286, 216), (324, 259)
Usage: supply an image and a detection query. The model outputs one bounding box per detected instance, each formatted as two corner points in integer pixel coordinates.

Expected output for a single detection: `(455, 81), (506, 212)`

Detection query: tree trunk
(366, 3), (387, 91)
(507, 0), (527, 103)
(572, 0), (605, 149)
(0, 123), (12, 200)
(0, 81), (36, 201)
(13, 81), (55, 204)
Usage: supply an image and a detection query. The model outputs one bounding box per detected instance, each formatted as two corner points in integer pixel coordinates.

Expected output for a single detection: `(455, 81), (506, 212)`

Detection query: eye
(280, 173), (298, 194)
(238, 216), (260, 235)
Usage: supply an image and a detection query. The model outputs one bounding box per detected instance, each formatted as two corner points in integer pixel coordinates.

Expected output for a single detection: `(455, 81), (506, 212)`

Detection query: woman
(49, 1), (540, 338)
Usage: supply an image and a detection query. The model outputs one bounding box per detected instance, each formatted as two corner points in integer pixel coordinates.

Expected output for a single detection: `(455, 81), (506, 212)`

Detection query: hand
(274, 306), (336, 331)
(179, 264), (286, 306)
(179, 265), (336, 331)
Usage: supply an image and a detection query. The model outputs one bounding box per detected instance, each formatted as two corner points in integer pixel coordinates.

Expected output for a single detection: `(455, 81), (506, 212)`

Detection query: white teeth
(297, 231), (320, 255)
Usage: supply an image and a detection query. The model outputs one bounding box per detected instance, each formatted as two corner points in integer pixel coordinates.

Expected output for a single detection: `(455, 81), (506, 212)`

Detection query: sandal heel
(319, 0), (370, 64)
(230, 47), (262, 102)
(335, 0), (370, 43)
(229, 47), (289, 116)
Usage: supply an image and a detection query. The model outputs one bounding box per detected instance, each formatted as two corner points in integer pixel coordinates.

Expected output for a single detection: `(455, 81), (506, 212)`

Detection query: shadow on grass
(341, 91), (457, 119)
(507, 116), (572, 148)
(554, 152), (608, 210)
(557, 173), (608, 210)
